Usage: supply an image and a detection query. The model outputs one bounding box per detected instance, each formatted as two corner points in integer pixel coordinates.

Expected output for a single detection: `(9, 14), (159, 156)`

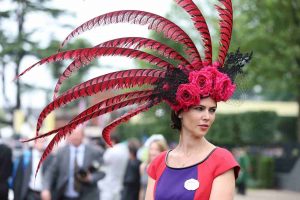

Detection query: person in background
(98, 133), (129, 200)
(0, 135), (13, 200)
(121, 138), (141, 200)
(13, 138), (53, 200)
(139, 138), (168, 200)
(41, 126), (105, 200)
(235, 147), (250, 195)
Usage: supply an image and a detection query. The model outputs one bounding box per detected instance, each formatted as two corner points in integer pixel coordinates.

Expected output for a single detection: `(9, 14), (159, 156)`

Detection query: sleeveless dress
(147, 147), (240, 200)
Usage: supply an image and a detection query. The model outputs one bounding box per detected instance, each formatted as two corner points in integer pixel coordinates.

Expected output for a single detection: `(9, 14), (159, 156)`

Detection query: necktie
(74, 148), (81, 192)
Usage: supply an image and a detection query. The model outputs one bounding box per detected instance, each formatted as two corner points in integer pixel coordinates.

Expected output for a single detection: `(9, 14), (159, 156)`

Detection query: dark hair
(127, 138), (140, 157)
(110, 133), (121, 144)
(170, 110), (182, 130)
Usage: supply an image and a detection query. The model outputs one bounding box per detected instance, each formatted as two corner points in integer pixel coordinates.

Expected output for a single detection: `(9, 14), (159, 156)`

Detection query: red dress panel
(148, 147), (240, 200)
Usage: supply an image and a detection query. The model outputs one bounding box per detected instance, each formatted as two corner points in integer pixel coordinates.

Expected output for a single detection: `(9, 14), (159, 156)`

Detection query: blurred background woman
(139, 138), (168, 200)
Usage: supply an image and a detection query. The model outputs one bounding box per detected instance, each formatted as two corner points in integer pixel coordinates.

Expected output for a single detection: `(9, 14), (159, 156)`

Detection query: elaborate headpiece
(18, 0), (252, 171)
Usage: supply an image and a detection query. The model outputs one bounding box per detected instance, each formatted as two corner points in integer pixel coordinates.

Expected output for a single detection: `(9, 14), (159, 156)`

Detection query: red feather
(59, 10), (200, 62)
(216, 0), (233, 66)
(175, 0), (212, 64)
(24, 91), (160, 143)
(28, 94), (161, 177)
(98, 37), (189, 64)
(53, 37), (189, 99)
(71, 90), (155, 122)
(16, 47), (172, 80)
(35, 69), (165, 136)
(102, 99), (160, 146)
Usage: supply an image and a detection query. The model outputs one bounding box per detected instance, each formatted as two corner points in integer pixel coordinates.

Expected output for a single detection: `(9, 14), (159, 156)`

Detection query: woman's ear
(175, 111), (182, 119)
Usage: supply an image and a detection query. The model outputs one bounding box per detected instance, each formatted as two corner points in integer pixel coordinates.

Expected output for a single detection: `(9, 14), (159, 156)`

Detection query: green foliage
(208, 111), (278, 145)
(116, 109), (293, 146)
(277, 116), (297, 142)
(230, 0), (300, 100)
(231, 0), (300, 142)
(256, 156), (275, 188)
(239, 112), (278, 144)
(117, 103), (179, 143)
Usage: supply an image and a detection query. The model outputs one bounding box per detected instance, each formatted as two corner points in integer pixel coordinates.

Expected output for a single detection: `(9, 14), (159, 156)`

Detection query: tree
(0, 0), (63, 113)
(0, 0), (92, 128)
(230, 0), (300, 142)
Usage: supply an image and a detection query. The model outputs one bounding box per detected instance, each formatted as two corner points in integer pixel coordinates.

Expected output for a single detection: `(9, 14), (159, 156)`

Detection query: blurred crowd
(0, 127), (169, 200)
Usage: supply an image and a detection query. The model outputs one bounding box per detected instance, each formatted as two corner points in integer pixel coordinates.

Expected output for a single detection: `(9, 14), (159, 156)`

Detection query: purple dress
(147, 147), (240, 200)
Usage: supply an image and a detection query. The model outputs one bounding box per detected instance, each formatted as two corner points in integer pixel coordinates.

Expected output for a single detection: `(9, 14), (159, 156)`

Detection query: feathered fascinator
(18, 0), (252, 172)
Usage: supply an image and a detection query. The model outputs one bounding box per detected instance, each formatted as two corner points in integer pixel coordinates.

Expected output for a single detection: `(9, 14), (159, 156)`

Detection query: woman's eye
(209, 108), (216, 113)
(195, 107), (204, 111)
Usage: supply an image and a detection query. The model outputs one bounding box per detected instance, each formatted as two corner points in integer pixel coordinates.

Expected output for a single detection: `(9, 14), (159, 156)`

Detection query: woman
(145, 97), (239, 199)
(140, 139), (168, 199)
(19, 1), (252, 198)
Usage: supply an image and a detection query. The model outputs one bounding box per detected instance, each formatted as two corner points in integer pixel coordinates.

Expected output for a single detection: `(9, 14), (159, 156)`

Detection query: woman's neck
(175, 134), (212, 156)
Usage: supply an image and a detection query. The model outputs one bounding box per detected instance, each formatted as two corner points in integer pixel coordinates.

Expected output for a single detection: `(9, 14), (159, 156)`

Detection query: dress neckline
(165, 147), (218, 170)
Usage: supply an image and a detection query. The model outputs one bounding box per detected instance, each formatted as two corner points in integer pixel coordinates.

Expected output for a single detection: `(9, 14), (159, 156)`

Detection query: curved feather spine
(98, 37), (189, 63)
(53, 37), (189, 99)
(35, 69), (165, 136)
(175, 0), (212, 64)
(71, 90), (155, 122)
(30, 94), (161, 177)
(216, 0), (233, 66)
(59, 10), (201, 63)
(26, 92), (160, 143)
(102, 99), (160, 146)
(16, 47), (172, 80)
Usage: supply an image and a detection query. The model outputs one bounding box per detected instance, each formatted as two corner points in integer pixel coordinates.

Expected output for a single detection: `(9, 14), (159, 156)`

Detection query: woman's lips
(199, 124), (209, 131)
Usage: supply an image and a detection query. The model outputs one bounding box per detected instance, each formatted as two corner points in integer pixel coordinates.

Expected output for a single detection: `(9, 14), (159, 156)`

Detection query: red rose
(211, 74), (236, 101)
(188, 71), (212, 96)
(175, 83), (201, 111)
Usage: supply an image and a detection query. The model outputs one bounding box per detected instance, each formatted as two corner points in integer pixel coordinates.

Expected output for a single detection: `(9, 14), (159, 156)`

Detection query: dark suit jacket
(43, 144), (105, 200)
(0, 143), (13, 200)
(13, 149), (54, 200)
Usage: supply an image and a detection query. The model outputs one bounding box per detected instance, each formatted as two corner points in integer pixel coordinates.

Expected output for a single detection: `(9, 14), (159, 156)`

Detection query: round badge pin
(184, 178), (200, 191)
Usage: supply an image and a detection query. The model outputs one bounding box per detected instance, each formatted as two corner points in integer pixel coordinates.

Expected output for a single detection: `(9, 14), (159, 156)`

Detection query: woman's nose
(202, 110), (210, 120)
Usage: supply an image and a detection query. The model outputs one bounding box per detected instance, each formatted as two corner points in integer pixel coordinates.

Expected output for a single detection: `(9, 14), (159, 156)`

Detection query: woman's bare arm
(145, 177), (155, 200)
(209, 169), (236, 200)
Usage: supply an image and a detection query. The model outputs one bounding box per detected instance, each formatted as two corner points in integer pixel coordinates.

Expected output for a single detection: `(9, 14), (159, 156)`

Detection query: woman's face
(179, 97), (217, 137)
(149, 142), (162, 162)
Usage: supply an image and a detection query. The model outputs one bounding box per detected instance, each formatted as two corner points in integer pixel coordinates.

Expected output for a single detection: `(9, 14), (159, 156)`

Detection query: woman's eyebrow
(198, 105), (217, 108)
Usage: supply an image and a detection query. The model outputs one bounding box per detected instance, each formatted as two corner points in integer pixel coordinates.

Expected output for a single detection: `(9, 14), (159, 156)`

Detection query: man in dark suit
(13, 138), (53, 200)
(0, 138), (13, 200)
(41, 126), (105, 200)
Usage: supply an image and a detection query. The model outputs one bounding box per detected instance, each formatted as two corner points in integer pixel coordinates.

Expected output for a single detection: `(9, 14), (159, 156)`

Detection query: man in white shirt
(41, 126), (105, 200)
(98, 133), (129, 200)
(13, 138), (53, 200)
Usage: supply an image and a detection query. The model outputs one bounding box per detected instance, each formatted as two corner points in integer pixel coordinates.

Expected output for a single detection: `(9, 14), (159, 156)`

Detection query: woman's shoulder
(207, 147), (238, 168)
(209, 147), (240, 179)
(211, 147), (235, 159)
(147, 151), (168, 180)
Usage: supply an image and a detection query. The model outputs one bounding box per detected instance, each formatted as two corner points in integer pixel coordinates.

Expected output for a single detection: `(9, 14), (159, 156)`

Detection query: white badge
(184, 178), (200, 191)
